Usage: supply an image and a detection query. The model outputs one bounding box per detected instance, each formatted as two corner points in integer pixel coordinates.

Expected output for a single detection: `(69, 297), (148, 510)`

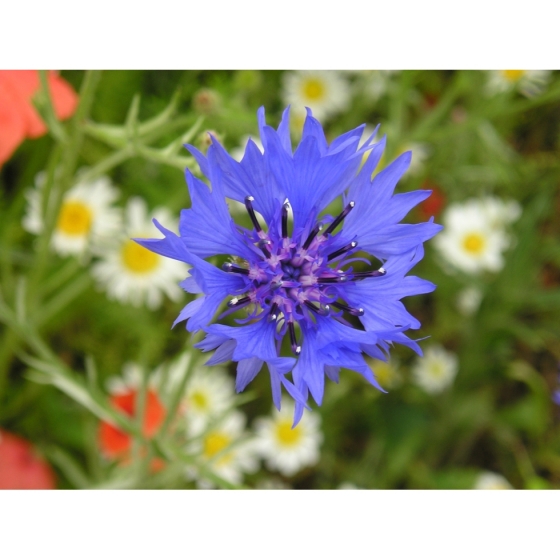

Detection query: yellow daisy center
(57, 200), (92, 236)
(462, 233), (486, 255)
(203, 432), (231, 458)
(121, 240), (160, 273)
(191, 390), (208, 411)
(502, 70), (525, 82)
(429, 362), (445, 378)
(302, 79), (326, 101)
(275, 419), (302, 447)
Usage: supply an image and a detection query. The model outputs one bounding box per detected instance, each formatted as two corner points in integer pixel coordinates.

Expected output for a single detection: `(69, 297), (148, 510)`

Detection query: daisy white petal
(474, 471), (512, 490)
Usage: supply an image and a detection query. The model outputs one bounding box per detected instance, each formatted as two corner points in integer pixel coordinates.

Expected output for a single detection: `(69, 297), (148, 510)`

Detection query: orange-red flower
(98, 388), (166, 460)
(0, 70), (78, 167)
(0, 429), (56, 489)
(419, 181), (446, 219)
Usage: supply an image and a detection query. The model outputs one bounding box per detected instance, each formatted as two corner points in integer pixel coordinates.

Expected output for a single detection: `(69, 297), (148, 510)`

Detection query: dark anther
(322, 201), (355, 237)
(331, 301), (364, 316)
(288, 321), (301, 355)
(267, 302), (280, 322)
(352, 267), (386, 279)
(317, 275), (347, 284)
(258, 239), (272, 258)
(244, 195), (262, 232)
(327, 241), (358, 262)
(282, 201), (290, 239)
(227, 296), (252, 308)
(302, 223), (324, 250)
(304, 300), (330, 316)
(222, 263), (249, 275)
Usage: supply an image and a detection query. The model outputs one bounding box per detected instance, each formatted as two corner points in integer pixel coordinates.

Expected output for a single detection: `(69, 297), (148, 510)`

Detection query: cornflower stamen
(222, 263), (249, 275)
(282, 201), (290, 239)
(351, 267), (387, 279)
(330, 301), (364, 316)
(327, 241), (358, 262)
(227, 296), (252, 308)
(302, 223), (324, 250)
(322, 201), (355, 237)
(268, 302), (280, 322)
(244, 195), (262, 232)
(288, 321), (301, 355)
(303, 300), (330, 316)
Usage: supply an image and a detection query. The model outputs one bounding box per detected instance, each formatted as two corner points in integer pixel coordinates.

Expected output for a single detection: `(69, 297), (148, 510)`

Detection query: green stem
(38, 71), (67, 142)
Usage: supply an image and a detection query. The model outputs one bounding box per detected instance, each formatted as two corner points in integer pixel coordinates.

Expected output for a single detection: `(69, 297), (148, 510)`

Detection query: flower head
(183, 364), (236, 432)
(0, 70), (77, 167)
(253, 398), (322, 476)
(99, 363), (166, 460)
(23, 173), (122, 257)
(434, 196), (520, 274)
(185, 410), (258, 487)
(91, 197), (188, 309)
(486, 70), (551, 98)
(136, 107), (441, 423)
(412, 344), (458, 394)
(282, 71), (350, 121)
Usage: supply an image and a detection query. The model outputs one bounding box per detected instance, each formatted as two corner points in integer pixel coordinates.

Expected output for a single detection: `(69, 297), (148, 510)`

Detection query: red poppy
(0, 70), (78, 167)
(98, 389), (166, 459)
(419, 181), (446, 219)
(0, 430), (56, 489)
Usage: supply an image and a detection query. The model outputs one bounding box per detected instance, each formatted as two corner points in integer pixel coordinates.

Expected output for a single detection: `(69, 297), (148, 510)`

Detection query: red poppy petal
(0, 81), (27, 167)
(47, 72), (78, 122)
(0, 430), (56, 489)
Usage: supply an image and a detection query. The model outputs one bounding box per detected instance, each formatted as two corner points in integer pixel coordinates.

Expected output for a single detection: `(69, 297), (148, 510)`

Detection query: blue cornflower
(136, 107), (442, 424)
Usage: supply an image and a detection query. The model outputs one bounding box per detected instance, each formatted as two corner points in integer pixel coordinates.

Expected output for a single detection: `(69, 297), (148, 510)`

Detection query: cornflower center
(222, 196), (387, 355)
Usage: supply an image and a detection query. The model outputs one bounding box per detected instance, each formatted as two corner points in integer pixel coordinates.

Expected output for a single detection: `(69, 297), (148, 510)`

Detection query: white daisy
(474, 471), (513, 490)
(22, 172), (122, 257)
(253, 398), (323, 477)
(434, 197), (520, 274)
(456, 286), (483, 316)
(282, 70), (351, 121)
(183, 366), (236, 433)
(486, 70), (551, 98)
(412, 345), (458, 394)
(91, 197), (188, 309)
(186, 410), (258, 488)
